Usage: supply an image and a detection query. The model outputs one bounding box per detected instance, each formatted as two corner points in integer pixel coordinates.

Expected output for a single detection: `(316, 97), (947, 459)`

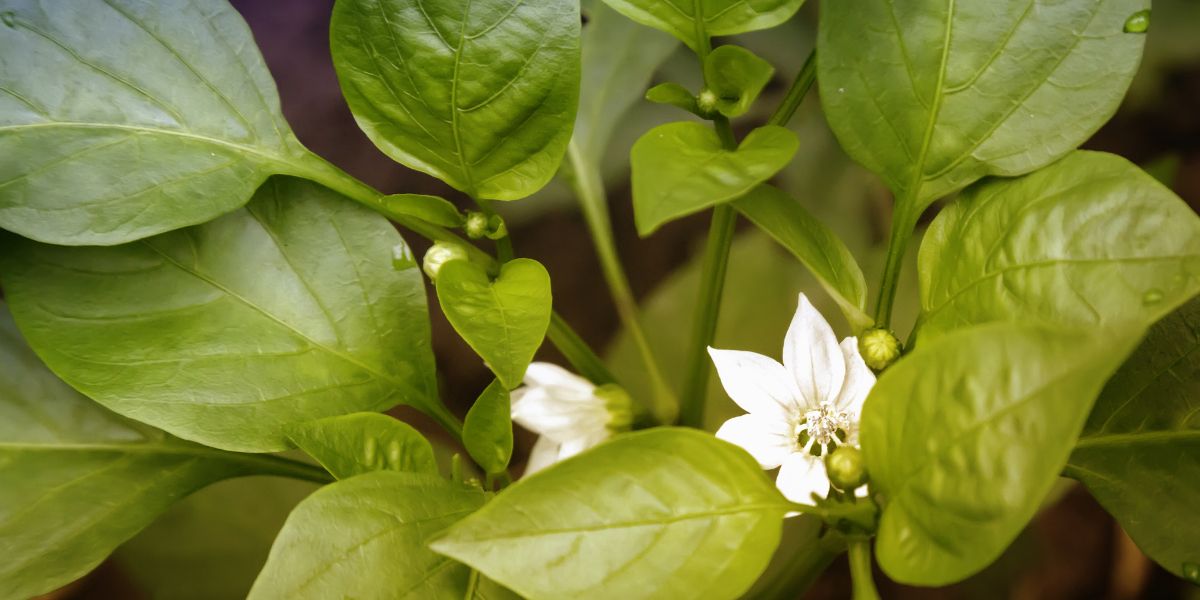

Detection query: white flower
(710, 294), (876, 503)
(510, 363), (629, 475)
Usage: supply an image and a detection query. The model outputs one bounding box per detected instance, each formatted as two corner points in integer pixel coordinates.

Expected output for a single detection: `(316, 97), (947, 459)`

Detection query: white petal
(523, 435), (561, 476)
(557, 429), (610, 460)
(835, 337), (876, 421)
(775, 452), (830, 503)
(510, 386), (609, 443)
(715, 414), (794, 469)
(783, 294), (845, 407)
(708, 347), (801, 419)
(523, 362), (596, 396)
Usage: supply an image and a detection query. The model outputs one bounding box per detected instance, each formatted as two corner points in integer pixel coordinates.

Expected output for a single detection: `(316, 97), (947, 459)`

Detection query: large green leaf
(0, 301), (320, 600)
(631, 122), (798, 235)
(248, 471), (490, 600)
(917, 151), (1200, 342)
(861, 323), (1136, 585)
(0, 0), (308, 246)
(330, 0), (580, 200)
(600, 0), (804, 53)
(732, 185), (871, 331)
(1066, 297), (1200, 578)
(0, 177), (447, 453)
(431, 428), (790, 600)
(287, 413), (439, 480)
(436, 258), (553, 390)
(819, 0), (1147, 210)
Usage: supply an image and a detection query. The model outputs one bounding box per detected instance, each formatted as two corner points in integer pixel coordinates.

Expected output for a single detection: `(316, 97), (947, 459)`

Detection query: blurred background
(45, 0), (1200, 598)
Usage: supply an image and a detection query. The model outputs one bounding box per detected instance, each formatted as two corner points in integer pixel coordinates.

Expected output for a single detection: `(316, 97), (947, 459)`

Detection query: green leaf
(0, 177), (447, 453)
(732, 185), (871, 331)
(644, 82), (699, 115)
(378, 194), (465, 228)
(0, 0), (308, 246)
(1066, 297), (1200, 578)
(917, 151), (1200, 343)
(431, 428), (790, 600)
(463, 380), (514, 475)
(0, 301), (319, 600)
(819, 0), (1147, 211)
(600, 0), (804, 54)
(861, 322), (1136, 585)
(287, 413), (439, 479)
(436, 258), (553, 390)
(248, 471), (489, 600)
(631, 122), (798, 235)
(330, 0), (581, 201)
(703, 45), (774, 118)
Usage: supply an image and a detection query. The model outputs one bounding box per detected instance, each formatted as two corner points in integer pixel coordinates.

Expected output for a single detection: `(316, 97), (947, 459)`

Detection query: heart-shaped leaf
(631, 122), (798, 235)
(287, 412), (439, 480)
(703, 45), (774, 118)
(437, 259), (553, 390)
(463, 380), (514, 475)
(600, 0), (803, 54)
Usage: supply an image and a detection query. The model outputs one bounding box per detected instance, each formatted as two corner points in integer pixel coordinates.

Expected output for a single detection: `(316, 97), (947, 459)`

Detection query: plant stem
(873, 201), (920, 328)
(240, 453), (335, 484)
(474, 198), (515, 263)
(565, 141), (677, 424)
(548, 312), (617, 385)
(768, 49), (817, 128)
(753, 529), (846, 599)
(848, 538), (881, 600)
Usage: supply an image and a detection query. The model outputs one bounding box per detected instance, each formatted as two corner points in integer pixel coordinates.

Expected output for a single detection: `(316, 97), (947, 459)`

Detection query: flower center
(794, 401), (851, 457)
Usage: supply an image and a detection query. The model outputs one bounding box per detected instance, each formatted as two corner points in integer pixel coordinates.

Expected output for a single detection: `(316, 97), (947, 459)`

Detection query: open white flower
(510, 363), (630, 475)
(710, 294), (876, 503)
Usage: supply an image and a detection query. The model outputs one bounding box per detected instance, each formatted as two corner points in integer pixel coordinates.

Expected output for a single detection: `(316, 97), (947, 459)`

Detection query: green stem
(548, 312), (617, 386)
(474, 198), (515, 263)
(753, 529), (846, 599)
(678, 203), (737, 428)
(767, 49), (817, 128)
(848, 538), (881, 600)
(565, 141), (677, 423)
(242, 453), (335, 484)
(873, 200), (920, 328)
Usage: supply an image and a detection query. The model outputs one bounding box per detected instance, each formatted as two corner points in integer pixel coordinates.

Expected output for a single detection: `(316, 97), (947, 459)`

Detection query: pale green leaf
(703, 44), (774, 118)
(331, 0), (581, 200)
(463, 380), (514, 475)
(819, 0), (1147, 210)
(431, 428), (790, 600)
(0, 177), (447, 453)
(436, 258), (552, 390)
(0, 0), (308, 245)
(287, 412), (439, 480)
(917, 151), (1200, 343)
(645, 82), (700, 115)
(862, 322), (1136, 585)
(631, 122), (798, 235)
(1066, 297), (1200, 578)
(377, 193), (465, 228)
(600, 0), (804, 53)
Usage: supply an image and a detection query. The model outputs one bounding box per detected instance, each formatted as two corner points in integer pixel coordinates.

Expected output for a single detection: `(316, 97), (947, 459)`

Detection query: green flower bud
(696, 89), (719, 116)
(859, 328), (902, 371)
(485, 214), (508, 240)
(595, 384), (634, 433)
(825, 446), (868, 491)
(464, 211), (490, 239)
(421, 242), (469, 281)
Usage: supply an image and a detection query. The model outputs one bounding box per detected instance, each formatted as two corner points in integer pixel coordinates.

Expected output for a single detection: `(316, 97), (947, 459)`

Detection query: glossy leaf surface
(0, 0), (305, 245)
(432, 428), (790, 600)
(463, 380), (514, 475)
(288, 412), (439, 479)
(331, 0), (581, 200)
(600, 0), (804, 53)
(0, 177), (444, 452)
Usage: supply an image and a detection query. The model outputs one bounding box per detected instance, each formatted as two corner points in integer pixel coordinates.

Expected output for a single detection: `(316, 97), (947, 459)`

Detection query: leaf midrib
(1074, 429), (1200, 449)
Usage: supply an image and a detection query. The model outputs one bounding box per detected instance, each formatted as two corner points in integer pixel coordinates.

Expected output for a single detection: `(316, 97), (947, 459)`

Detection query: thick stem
(678, 204), (737, 428)
(848, 538), (881, 600)
(873, 201), (920, 329)
(566, 142), (677, 423)
(547, 312), (617, 386)
(767, 49), (817, 128)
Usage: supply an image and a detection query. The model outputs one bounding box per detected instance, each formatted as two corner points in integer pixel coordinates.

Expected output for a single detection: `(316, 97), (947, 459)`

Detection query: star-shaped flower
(710, 294), (876, 502)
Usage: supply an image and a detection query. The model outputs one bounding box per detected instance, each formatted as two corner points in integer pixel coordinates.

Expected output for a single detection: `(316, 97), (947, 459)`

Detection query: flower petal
(835, 337), (876, 421)
(523, 435), (561, 476)
(510, 385), (609, 443)
(708, 347), (801, 419)
(775, 451), (830, 503)
(715, 414), (794, 469)
(783, 294), (845, 407)
(523, 362), (596, 397)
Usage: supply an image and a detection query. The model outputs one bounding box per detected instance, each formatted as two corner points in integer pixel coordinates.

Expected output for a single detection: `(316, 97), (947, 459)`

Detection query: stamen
(794, 401), (852, 457)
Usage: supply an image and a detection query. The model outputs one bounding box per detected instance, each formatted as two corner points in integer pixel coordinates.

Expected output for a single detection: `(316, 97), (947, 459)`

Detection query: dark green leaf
(436, 258), (553, 390)
(861, 322), (1136, 585)
(819, 0), (1147, 210)
(431, 428), (790, 600)
(600, 0), (804, 53)
(631, 122), (798, 235)
(463, 380), (514, 475)
(0, 301), (316, 599)
(732, 185), (871, 331)
(0, 0), (308, 245)
(703, 45), (774, 118)
(0, 177), (447, 452)
(645, 82), (699, 115)
(287, 412), (439, 479)
(1066, 297), (1200, 578)
(248, 471), (488, 599)
(331, 0), (581, 200)
(917, 151), (1200, 343)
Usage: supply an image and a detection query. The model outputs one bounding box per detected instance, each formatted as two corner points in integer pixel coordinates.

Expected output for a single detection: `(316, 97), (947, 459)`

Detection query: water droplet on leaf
(1142, 289), (1164, 305)
(391, 243), (415, 270)
(1124, 9), (1150, 33)
(1183, 562), (1200, 583)
(837, 87), (846, 94)
(1, 11), (15, 28)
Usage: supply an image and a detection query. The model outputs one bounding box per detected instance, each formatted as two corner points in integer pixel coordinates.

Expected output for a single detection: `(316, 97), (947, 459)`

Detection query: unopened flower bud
(696, 89), (719, 116)
(464, 211), (490, 239)
(825, 446), (868, 491)
(859, 328), (901, 371)
(595, 384), (633, 433)
(421, 242), (469, 281)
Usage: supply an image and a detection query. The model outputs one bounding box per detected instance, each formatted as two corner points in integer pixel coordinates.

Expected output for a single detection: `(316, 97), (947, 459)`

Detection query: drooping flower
(510, 363), (632, 475)
(709, 294), (876, 503)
